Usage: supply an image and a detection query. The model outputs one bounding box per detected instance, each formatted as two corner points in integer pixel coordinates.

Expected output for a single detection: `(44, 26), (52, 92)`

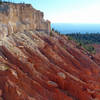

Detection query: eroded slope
(0, 31), (100, 100)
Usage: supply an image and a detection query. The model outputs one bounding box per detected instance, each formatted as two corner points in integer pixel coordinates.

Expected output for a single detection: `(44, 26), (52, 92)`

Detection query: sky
(3, 0), (100, 23)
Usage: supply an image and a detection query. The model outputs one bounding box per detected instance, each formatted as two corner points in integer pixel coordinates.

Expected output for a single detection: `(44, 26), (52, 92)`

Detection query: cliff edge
(0, 2), (51, 39)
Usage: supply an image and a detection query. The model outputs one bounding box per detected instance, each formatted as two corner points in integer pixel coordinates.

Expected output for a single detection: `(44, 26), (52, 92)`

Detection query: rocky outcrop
(0, 3), (51, 39)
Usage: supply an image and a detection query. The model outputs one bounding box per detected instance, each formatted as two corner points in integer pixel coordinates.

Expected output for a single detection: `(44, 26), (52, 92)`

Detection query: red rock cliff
(0, 2), (100, 100)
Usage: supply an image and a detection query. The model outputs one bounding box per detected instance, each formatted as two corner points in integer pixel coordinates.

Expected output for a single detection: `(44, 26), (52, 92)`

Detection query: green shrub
(68, 36), (73, 40)
(83, 45), (96, 54)
(76, 42), (82, 48)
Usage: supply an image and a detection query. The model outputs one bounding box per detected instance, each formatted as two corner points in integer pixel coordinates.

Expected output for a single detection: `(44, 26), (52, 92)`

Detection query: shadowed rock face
(0, 2), (100, 100)
(0, 3), (51, 39)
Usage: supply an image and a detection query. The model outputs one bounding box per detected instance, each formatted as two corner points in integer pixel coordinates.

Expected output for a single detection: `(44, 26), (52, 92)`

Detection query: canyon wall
(0, 3), (51, 39)
(0, 2), (100, 100)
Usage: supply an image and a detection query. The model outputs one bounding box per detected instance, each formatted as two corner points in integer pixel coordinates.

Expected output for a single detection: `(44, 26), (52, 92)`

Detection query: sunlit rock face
(0, 2), (100, 100)
(0, 3), (51, 39)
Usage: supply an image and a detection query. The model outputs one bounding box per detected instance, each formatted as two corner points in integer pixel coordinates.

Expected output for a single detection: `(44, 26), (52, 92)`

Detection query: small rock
(57, 72), (66, 79)
(10, 69), (18, 78)
(18, 45), (24, 48)
(16, 90), (21, 96)
(0, 64), (9, 71)
(48, 81), (58, 87)
(28, 96), (36, 100)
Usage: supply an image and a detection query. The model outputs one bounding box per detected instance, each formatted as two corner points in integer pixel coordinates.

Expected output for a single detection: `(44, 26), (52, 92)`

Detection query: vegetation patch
(52, 28), (60, 34)
(83, 45), (96, 54)
(66, 33), (100, 44)
(66, 33), (99, 54)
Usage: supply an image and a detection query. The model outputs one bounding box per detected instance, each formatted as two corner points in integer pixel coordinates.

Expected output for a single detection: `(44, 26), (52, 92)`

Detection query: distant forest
(66, 33), (100, 44)
(66, 33), (100, 54)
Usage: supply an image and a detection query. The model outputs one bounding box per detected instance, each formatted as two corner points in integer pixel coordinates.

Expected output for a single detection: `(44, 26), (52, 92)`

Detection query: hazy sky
(4, 0), (100, 23)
